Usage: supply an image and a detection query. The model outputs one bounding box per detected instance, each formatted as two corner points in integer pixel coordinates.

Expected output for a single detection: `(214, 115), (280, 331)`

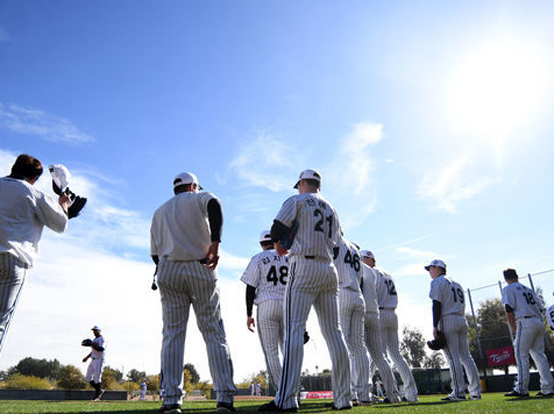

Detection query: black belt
(379, 307), (394, 310)
(523, 316), (535, 319)
(305, 255), (315, 259)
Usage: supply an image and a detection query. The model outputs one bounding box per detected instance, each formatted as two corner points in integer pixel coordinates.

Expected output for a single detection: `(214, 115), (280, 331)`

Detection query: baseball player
(82, 326), (106, 401)
(548, 293), (554, 331)
(364, 250), (418, 402)
(259, 169), (351, 412)
(150, 172), (236, 414)
(335, 238), (371, 405)
(0, 154), (71, 354)
(501, 268), (554, 397)
(425, 259), (481, 401)
(240, 230), (288, 392)
(360, 252), (401, 404)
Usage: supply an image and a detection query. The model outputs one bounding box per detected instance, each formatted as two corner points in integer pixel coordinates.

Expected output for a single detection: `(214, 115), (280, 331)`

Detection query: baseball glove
(280, 221), (299, 250)
(427, 330), (446, 351)
(81, 338), (93, 347)
(303, 331), (310, 344)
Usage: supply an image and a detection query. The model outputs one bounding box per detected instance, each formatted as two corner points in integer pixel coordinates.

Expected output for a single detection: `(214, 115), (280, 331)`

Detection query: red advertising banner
(486, 346), (515, 367)
(302, 391), (333, 399)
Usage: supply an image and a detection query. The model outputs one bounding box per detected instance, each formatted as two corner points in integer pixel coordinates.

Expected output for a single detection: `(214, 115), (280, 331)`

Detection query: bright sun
(446, 37), (550, 144)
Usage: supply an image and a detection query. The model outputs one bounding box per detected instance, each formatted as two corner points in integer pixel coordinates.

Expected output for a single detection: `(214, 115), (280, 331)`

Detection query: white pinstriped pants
(440, 314), (481, 397)
(0, 253), (29, 355)
(86, 357), (105, 383)
(513, 317), (554, 394)
(276, 258), (351, 409)
(257, 299), (284, 391)
(157, 260), (236, 405)
(364, 313), (400, 402)
(378, 310), (418, 401)
(339, 289), (370, 402)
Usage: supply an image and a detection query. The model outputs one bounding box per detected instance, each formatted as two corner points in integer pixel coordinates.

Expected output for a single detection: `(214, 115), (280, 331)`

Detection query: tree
(57, 365), (86, 390)
(467, 298), (512, 371)
(424, 351), (446, 369)
(184, 363), (200, 384)
(183, 369), (193, 394)
(400, 326), (427, 368)
(127, 368), (147, 383)
(103, 365), (123, 382)
(9, 357), (62, 380)
(146, 374), (160, 392)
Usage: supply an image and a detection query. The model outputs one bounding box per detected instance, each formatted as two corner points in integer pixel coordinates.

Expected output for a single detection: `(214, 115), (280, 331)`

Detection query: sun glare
(445, 38), (550, 147)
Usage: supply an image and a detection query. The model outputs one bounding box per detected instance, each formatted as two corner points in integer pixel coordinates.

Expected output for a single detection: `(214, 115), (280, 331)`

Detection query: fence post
(467, 288), (487, 378)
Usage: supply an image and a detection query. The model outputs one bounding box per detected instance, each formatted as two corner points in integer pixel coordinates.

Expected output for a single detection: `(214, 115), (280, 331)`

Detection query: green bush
(3, 373), (52, 390)
(56, 365), (86, 390)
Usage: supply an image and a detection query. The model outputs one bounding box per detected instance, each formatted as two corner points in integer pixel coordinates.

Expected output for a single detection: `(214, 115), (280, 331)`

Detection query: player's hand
(82, 357), (88, 363)
(58, 192), (72, 213)
(204, 241), (220, 270)
(275, 241), (288, 257)
(247, 317), (256, 332)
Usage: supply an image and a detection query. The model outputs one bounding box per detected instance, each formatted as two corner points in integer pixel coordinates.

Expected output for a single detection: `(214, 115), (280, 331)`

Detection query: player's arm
(91, 343), (105, 352)
(432, 300), (442, 338)
(205, 198), (223, 269)
(270, 220), (291, 256)
(82, 351), (92, 362)
(505, 304), (517, 333)
(246, 284), (256, 332)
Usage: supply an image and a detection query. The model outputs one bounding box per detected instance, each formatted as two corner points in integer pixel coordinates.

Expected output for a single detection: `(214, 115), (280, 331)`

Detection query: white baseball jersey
(150, 191), (218, 262)
(273, 190), (350, 410)
(86, 335), (105, 383)
(0, 177), (68, 267)
(501, 282), (543, 320)
(502, 281), (554, 395)
(274, 192), (341, 263)
(240, 250), (288, 304)
(91, 335), (105, 359)
(429, 275), (480, 399)
(374, 268), (398, 310)
(429, 275), (465, 316)
(240, 248), (289, 391)
(361, 264), (379, 314)
(335, 238), (369, 402)
(547, 303), (554, 330)
(371, 267), (418, 402)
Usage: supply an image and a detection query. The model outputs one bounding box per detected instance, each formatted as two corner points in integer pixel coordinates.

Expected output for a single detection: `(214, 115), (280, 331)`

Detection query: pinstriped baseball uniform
(502, 281), (554, 394)
(86, 335), (106, 383)
(361, 263), (400, 403)
(0, 175), (68, 353)
(429, 275), (480, 398)
(240, 248), (288, 390)
(372, 267), (418, 402)
(151, 189), (236, 407)
(273, 191), (351, 410)
(335, 238), (370, 402)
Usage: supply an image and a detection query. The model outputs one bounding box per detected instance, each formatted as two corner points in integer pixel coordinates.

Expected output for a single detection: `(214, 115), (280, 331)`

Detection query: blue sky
(1, 1), (554, 382)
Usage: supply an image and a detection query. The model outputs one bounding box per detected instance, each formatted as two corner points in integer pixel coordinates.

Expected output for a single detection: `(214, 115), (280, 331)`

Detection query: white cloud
(228, 130), (300, 192)
(326, 122), (383, 229)
(0, 103), (94, 145)
(416, 157), (497, 213)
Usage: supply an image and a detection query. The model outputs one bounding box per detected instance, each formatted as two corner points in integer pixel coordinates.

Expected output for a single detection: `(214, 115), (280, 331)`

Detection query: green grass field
(0, 394), (552, 414)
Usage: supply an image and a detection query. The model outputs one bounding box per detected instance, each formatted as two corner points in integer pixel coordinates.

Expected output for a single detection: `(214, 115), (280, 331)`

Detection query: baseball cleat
(258, 401), (297, 413)
(535, 391), (554, 397)
(359, 401), (373, 406)
(216, 402), (236, 412)
(440, 394), (466, 401)
(504, 390), (529, 398)
(159, 404), (182, 413)
(351, 399), (359, 406)
(469, 394), (481, 400)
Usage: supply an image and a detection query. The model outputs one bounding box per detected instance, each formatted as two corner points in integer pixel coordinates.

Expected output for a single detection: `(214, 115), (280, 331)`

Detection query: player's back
(502, 282), (542, 319)
(361, 263), (379, 314)
(335, 238), (362, 293)
(241, 249), (289, 305)
(375, 268), (398, 309)
(276, 192), (340, 261)
(430, 275), (465, 316)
